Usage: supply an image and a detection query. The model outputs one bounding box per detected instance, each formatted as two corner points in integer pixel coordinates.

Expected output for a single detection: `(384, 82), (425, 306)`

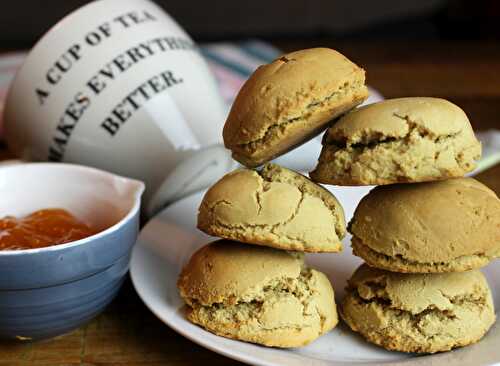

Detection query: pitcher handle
(146, 144), (236, 219)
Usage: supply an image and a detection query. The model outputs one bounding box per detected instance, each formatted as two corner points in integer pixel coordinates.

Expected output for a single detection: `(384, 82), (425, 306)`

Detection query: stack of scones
(177, 48), (500, 352)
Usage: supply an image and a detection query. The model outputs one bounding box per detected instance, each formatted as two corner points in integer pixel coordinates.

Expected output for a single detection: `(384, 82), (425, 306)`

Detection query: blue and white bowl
(0, 163), (144, 340)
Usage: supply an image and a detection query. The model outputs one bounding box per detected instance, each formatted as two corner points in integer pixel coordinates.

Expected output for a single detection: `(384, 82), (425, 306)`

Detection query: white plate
(130, 186), (500, 366)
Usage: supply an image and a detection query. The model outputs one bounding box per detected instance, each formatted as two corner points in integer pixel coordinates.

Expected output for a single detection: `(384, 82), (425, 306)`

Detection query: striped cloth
(201, 40), (283, 106)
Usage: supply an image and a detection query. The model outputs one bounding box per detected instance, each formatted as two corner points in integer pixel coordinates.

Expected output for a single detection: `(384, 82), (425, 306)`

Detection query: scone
(341, 264), (496, 353)
(177, 240), (338, 348)
(310, 97), (481, 185)
(349, 178), (500, 273)
(198, 163), (346, 252)
(223, 48), (368, 167)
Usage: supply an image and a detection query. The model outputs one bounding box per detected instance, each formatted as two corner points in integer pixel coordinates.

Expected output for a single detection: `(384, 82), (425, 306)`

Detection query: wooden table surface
(0, 41), (499, 366)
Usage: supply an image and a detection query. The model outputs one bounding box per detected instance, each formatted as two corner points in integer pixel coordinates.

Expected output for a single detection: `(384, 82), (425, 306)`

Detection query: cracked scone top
(341, 264), (496, 353)
(223, 48), (368, 167)
(197, 163), (346, 252)
(349, 177), (500, 273)
(177, 240), (338, 348)
(310, 97), (481, 185)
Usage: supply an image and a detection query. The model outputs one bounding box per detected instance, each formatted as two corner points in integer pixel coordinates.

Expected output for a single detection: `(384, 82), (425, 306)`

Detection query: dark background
(0, 0), (498, 47)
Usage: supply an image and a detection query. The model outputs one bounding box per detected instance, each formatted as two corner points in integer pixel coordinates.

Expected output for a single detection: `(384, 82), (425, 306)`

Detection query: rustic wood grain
(0, 41), (498, 366)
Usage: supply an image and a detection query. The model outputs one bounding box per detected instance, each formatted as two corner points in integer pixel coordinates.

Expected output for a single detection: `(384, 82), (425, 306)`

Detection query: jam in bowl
(0, 208), (98, 251)
(0, 163), (144, 340)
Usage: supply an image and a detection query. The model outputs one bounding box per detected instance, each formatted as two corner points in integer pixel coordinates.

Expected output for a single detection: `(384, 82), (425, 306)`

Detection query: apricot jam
(0, 209), (97, 250)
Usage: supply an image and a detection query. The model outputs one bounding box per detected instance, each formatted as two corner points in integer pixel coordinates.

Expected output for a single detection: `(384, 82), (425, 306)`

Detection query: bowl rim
(0, 162), (145, 256)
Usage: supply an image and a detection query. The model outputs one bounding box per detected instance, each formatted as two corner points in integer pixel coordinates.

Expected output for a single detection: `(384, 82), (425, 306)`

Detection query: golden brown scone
(223, 48), (368, 167)
(310, 97), (481, 185)
(341, 264), (496, 353)
(198, 163), (346, 252)
(349, 178), (500, 273)
(177, 240), (338, 348)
